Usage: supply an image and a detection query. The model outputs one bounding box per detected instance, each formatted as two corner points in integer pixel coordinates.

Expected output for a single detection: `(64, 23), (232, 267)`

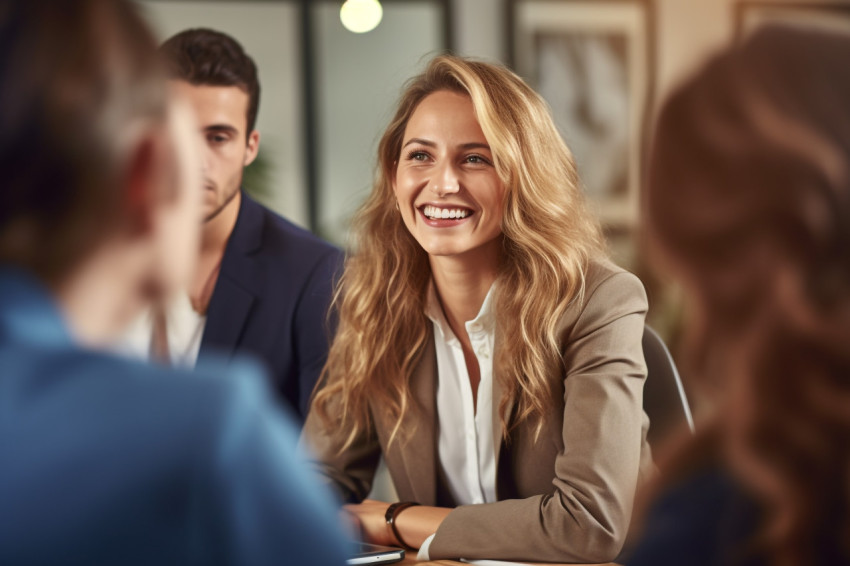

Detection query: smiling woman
(302, 54), (652, 564)
(394, 90), (505, 270)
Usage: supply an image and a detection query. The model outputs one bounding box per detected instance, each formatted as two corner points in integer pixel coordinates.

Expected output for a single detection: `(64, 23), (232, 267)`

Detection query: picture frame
(735, 1), (850, 39)
(508, 0), (655, 228)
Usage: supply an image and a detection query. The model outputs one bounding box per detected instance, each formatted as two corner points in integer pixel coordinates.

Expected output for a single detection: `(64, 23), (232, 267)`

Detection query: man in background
(0, 1), (347, 563)
(119, 28), (340, 423)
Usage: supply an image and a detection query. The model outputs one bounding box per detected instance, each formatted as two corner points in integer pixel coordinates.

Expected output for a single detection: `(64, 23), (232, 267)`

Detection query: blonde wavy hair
(313, 54), (604, 449)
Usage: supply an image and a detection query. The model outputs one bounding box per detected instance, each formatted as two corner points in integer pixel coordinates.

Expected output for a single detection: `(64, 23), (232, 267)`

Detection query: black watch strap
(384, 501), (421, 550)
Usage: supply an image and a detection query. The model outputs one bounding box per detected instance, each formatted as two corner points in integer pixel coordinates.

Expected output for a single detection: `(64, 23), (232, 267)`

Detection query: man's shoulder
(245, 195), (342, 263)
(220, 194), (342, 303)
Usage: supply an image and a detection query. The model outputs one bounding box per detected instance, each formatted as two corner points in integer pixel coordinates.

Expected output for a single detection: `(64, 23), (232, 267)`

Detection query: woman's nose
(429, 162), (460, 197)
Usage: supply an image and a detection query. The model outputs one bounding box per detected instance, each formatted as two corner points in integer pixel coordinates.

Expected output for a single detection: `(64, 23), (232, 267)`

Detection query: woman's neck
(429, 246), (500, 412)
(429, 246), (499, 332)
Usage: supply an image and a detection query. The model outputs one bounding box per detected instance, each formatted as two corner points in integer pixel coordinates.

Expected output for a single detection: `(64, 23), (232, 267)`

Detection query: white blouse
(419, 282), (497, 559)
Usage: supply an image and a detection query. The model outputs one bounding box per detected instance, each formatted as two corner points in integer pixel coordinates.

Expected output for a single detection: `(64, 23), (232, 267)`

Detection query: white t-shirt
(114, 292), (205, 368)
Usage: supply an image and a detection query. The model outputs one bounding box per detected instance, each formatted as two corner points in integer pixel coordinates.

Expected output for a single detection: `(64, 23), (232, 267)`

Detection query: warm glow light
(340, 0), (383, 34)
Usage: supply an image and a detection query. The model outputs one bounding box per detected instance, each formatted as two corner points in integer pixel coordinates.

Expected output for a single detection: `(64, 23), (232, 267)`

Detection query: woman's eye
(406, 150), (429, 161)
(465, 154), (489, 165)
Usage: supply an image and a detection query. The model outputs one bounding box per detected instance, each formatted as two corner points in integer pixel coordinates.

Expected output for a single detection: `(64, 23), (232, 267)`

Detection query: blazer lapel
(491, 331), (515, 466)
(491, 330), (519, 500)
(199, 276), (255, 358)
(388, 327), (517, 504)
(199, 191), (263, 359)
(393, 338), (438, 505)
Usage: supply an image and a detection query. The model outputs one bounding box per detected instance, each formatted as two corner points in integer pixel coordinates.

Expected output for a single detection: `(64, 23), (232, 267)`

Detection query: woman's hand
(342, 499), (394, 546)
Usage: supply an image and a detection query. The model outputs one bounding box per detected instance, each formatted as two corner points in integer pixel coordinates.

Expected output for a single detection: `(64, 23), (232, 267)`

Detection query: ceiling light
(340, 0), (383, 34)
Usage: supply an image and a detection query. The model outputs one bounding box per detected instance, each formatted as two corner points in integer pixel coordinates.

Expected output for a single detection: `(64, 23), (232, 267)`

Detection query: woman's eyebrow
(459, 142), (491, 151)
(402, 138), (436, 149)
(401, 139), (491, 151)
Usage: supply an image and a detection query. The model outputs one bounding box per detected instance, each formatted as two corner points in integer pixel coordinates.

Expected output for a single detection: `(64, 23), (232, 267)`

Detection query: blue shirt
(0, 267), (348, 565)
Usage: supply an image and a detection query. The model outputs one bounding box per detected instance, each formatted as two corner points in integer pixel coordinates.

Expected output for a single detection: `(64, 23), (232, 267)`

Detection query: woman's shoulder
(552, 257), (647, 341)
(580, 258), (647, 312)
(584, 258), (644, 295)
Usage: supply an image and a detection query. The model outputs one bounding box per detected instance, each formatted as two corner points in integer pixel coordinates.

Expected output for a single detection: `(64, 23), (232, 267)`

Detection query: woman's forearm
(344, 499), (451, 548)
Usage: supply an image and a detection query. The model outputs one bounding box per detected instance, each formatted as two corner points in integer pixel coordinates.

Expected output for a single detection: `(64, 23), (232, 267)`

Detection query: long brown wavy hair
(312, 55), (604, 449)
(646, 25), (850, 565)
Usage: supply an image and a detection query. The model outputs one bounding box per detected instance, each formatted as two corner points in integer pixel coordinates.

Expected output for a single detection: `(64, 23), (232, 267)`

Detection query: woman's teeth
(423, 205), (470, 219)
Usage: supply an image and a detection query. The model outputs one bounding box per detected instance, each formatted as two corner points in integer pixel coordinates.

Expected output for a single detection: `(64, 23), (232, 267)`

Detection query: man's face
(171, 81), (259, 223)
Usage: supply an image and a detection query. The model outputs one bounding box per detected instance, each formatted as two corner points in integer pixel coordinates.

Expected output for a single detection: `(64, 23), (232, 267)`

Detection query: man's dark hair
(0, 0), (167, 283)
(160, 28), (261, 134)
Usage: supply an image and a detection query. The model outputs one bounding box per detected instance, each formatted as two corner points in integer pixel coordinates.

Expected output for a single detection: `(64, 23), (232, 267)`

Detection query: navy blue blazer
(200, 192), (342, 422)
(0, 268), (348, 565)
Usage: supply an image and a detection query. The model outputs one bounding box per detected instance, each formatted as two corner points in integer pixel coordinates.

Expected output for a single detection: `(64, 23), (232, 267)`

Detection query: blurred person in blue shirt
(0, 1), (348, 564)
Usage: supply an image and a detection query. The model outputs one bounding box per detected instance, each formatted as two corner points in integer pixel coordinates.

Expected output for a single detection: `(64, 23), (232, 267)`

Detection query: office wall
(138, 0), (848, 236)
(452, 0), (508, 61)
(656, 0), (850, 107)
(313, 2), (445, 244)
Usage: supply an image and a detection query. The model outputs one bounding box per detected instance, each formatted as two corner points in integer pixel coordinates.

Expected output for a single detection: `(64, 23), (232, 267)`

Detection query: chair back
(642, 325), (695, 449)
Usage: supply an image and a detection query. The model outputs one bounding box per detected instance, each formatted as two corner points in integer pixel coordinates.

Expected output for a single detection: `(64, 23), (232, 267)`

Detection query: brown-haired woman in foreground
(628, 25), (850, 566)
(302, 54), (653, 563)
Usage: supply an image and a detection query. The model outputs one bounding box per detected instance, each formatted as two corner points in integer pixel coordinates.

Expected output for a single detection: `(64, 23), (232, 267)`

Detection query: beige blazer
(302, 260), (653, 563)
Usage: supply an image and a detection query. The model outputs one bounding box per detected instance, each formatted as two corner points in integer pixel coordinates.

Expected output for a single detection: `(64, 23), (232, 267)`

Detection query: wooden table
(401, 558), (617, 565)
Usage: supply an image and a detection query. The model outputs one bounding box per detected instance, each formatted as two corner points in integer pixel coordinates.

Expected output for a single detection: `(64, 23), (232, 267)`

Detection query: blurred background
(136, 0), (850, 411)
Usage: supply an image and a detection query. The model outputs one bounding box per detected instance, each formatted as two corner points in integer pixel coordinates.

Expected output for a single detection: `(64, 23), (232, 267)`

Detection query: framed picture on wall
(509, 0), (654, 228)
(735, 1), (850, 38)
